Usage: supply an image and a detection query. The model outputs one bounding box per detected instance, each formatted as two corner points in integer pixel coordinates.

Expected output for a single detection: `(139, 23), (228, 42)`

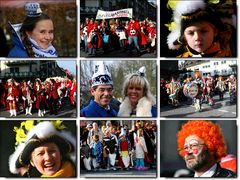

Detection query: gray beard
(185, 149), (210, 171)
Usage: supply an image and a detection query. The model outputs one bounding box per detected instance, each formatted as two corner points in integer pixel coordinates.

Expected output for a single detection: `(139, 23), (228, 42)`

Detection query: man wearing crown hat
(9, 120), (76, 177)
(80, 62), (117, 117)
(166, 0), (235, 57)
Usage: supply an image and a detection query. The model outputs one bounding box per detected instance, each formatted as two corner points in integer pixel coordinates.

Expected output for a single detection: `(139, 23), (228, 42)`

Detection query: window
(10, 67), (19, 73)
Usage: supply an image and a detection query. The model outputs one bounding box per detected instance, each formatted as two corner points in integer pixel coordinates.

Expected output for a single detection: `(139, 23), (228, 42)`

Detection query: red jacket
(127, 21), (140, 37)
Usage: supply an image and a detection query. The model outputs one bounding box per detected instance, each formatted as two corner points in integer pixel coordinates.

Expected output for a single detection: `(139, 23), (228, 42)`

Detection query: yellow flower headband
(13, 120), (66, 146)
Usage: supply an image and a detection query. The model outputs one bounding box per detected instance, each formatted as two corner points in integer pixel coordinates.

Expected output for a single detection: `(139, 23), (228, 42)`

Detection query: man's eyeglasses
(180, 143), (205, 152)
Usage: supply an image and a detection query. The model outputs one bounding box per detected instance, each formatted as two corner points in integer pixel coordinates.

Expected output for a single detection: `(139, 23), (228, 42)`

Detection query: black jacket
(212, 163), (236, 177)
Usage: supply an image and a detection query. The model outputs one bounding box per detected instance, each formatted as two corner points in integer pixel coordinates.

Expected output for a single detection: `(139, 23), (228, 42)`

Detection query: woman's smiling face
(30, 142), (61, 176)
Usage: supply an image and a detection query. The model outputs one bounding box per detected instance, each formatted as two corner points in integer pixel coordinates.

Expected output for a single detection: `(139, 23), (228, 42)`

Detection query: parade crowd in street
(80, 17), (156, 56)
(161, 73), (237, 112)
(80, 121), (156, 172)
(0, 77), (76, 117)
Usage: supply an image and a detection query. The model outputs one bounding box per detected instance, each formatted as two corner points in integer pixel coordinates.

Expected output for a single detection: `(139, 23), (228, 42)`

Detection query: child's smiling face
(184, 21), (218, 53)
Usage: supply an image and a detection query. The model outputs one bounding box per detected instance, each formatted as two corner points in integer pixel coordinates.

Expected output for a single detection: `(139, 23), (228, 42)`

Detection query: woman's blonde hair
(122, 73), (155, 104)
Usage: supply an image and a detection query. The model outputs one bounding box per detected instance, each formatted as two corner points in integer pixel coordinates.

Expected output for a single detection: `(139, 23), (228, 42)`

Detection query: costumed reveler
(215, 76), (226, 100)
(227, 74), (236, 104)
(9, 120), (76, 177)
(6, 79), (19, 117)
(204, 73), (215, 106)
(168, 77), (181, 107)
(166, 0), (236, 57)
(193, 72), (204, 112)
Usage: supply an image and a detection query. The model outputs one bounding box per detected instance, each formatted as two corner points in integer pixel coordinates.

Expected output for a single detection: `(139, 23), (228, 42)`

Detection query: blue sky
(57, 60), (76, 75)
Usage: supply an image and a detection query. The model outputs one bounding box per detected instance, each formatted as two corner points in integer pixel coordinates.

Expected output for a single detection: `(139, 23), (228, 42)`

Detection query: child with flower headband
(8, 2), (58, 57)
(166, 0), (236, 57)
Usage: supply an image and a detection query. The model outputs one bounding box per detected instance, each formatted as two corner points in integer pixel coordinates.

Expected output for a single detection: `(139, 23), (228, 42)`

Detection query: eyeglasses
(180, 143), (205, 152)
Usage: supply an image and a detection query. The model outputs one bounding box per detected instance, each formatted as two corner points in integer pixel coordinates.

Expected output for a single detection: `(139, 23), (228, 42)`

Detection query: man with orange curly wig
(177, 120), (235, 177)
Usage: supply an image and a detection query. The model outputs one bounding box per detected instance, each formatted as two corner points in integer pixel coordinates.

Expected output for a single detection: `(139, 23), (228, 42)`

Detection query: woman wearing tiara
(118, 66), (157, 117)
(8, 2), (58, 57)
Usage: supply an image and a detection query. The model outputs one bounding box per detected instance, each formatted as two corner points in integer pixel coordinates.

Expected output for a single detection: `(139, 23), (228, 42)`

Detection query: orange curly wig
(177, 120), (226, 160)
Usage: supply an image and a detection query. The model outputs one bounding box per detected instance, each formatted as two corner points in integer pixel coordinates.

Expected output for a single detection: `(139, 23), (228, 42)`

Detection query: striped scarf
(29, 37), (58, 57)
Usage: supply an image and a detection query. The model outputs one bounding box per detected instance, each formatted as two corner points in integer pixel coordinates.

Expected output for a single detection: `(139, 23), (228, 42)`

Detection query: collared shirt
(194, 163), (217, 177)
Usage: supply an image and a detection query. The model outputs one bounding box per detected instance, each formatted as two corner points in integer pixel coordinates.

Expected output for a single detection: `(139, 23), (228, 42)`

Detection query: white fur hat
(167, 0), (207, 50)
(9, 121), (76, 174)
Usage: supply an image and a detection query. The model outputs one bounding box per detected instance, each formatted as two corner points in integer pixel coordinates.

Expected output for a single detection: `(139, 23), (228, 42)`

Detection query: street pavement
(80, 47), (157, 58)
(160, 93), (236, 118)
(80, 168), (157, 178)
(0, 97), (77, 118)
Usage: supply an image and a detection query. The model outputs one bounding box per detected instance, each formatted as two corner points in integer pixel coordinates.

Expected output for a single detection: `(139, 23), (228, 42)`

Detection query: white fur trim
(118, 97), (132, 116)
(175, 0), (206, 17)
(9, 143), (25, 174)
(26, 121), (56, 141)
(118, 97), (153, 117)
(167, 28), (181, 50)
(136, 97), (152, 117)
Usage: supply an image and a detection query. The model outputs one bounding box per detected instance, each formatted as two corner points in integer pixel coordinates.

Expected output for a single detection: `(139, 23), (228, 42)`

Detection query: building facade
(0, 60), (66, 82)
(179, 60), (237, 78)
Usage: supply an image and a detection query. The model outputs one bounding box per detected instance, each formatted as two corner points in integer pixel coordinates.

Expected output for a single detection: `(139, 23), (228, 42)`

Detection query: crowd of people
(161, 73), (237, 112)
(80, 120), (156, 172)
(80, 17), (156, 56)
(0, 77), (76, 117)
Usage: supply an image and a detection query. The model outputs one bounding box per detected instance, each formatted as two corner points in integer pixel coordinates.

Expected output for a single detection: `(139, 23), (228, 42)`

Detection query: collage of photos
(0, 0), (238, 179)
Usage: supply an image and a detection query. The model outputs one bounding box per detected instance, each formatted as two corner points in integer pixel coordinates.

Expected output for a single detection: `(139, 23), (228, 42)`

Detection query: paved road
(80, 47), (157, 58)
(80, 168), (157, 177)
(160, 93), (236, 118)
(0, 97), (77, 118)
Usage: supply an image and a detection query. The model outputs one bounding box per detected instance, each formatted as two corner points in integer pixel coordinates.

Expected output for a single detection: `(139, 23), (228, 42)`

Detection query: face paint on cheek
(192, 149), (199, 155)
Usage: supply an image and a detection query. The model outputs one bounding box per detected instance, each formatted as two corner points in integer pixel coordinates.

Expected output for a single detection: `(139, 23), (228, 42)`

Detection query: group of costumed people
(166, 0), (236, 57)
(163, 72), (236, 112)
(80, 121), (156, 171)
(9, 120), (76, 177)
(0, 77), (76, 117)
(80, 61), (157, 117)
(80, 17), (156, 56)
(8, 2), (58, 58)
